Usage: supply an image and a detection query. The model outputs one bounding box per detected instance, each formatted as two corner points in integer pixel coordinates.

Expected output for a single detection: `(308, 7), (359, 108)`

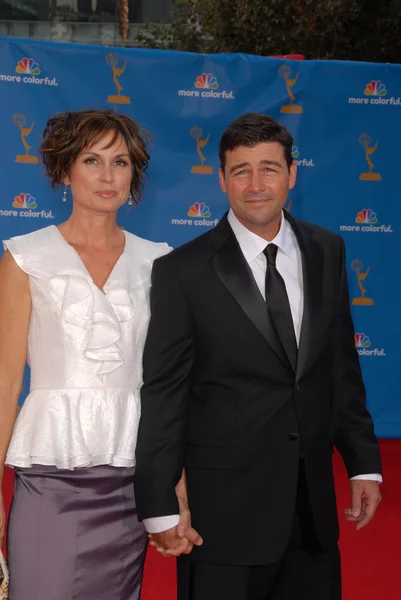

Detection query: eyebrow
(229, 159), (283, 173)
(81, 152), (131, 158)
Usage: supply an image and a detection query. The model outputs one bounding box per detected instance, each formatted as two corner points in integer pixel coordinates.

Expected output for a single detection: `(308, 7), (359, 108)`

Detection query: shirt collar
(227, 208), (297, 264)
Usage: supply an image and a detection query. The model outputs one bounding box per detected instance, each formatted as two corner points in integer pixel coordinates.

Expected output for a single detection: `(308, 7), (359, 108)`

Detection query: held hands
(149, 470), (203, 558)
(345, 480), (381, 530)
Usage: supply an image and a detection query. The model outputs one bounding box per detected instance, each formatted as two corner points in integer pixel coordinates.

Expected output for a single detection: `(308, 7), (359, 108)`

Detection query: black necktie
(263, 244), (298, 370)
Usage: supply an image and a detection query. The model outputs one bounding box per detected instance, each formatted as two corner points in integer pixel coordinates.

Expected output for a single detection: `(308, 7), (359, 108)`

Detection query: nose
(248, 171), (265, 193)
(100, 163), (114, 183)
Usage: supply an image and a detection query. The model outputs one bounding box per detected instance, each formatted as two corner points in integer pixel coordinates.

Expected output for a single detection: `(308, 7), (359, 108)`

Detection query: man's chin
(245, 210), (282, 226)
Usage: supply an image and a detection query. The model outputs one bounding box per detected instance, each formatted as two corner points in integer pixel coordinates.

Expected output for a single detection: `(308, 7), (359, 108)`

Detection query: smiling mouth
(245, 198), (272, 204)
(96, 191), (117, 198)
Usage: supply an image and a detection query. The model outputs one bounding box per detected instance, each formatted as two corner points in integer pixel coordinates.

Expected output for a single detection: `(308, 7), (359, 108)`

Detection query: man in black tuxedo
(135, 113), (382, 599)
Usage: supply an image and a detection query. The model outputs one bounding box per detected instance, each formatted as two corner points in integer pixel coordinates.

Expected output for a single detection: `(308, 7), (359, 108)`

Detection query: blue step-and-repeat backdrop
(0, 37), (400, 437)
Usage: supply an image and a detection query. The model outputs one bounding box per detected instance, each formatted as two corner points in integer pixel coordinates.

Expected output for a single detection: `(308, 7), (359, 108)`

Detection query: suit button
(289, 433), (299, 441)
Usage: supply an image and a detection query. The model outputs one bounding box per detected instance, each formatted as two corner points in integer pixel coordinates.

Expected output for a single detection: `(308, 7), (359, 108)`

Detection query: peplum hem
(6, 454), (135, 470)
(6, 388), (141, 471)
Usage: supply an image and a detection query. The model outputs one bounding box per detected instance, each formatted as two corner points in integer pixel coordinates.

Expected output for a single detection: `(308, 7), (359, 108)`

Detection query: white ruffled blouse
(3, 225), (171, 470)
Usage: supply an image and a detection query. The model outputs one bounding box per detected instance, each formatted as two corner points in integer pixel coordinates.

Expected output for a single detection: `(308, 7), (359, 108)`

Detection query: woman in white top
(0, 109), (198, 599)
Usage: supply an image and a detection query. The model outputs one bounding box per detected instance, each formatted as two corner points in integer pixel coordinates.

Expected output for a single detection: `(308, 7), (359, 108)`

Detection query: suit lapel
(209, 216), (292, 372)
(284, 213), (324, 382)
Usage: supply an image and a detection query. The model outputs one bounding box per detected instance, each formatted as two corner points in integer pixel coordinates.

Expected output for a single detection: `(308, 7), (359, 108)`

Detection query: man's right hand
(149, 469), (203, 558)
(149, 525), (192, 558)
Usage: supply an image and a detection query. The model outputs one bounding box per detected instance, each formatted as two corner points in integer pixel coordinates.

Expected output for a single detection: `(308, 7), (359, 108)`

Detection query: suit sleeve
(331, 238), (382, 478)
(134, 257), (195, 521)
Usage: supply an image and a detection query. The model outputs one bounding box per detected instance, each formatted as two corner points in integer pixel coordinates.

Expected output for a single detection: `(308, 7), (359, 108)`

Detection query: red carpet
(2, 441), (400, 598)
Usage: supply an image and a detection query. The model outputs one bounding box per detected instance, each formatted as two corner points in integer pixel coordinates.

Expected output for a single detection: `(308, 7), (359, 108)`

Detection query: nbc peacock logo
(340, 208), (392, 233)
(171, 202), (219, 227)
(354, 333), (371, 348)
(178, 72), (234, 100)
(354, 333), (385, 357)
(195, 73), (219, 90)
(0, 193), (54, 219)
(364, 80), (387, 97)
(348, 80), (400, 106)
(356, 209), (378, 224)
(0, 57), (58, 86)
(16, 57), (41, 75)
(188, 202), (211, 218)
(13, 192), (37, 209)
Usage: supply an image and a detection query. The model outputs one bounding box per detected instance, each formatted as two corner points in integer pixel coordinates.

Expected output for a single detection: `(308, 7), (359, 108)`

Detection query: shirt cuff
(142, 514), (180, 534)
(350, 473), (382, 483)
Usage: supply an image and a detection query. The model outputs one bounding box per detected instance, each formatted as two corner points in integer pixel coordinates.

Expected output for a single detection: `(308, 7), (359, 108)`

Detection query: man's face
(219, 142), (297, 239)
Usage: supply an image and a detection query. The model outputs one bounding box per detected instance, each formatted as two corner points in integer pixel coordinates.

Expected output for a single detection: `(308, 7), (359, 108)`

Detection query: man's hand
(345, 480), (381, 530)
(149, 469), (203, 558)
(149, 525), (191, 558)
(174, 469), (203, 554)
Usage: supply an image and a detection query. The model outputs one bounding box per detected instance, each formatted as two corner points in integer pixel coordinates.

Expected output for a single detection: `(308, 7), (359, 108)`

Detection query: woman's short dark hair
(219, 113), (294, 172)
(39, 108), (150, 204)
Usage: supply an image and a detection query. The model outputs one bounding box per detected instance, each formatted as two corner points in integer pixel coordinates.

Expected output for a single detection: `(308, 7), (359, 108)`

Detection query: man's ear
(218, 167), (227, 194)
(288, 162), (297, 190)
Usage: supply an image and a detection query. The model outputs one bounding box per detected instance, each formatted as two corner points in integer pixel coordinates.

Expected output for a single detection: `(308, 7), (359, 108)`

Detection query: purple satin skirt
(7, 464), (148, 600)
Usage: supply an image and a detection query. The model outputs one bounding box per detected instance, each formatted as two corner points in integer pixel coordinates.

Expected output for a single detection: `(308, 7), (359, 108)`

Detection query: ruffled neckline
(47, 226), (138, 378)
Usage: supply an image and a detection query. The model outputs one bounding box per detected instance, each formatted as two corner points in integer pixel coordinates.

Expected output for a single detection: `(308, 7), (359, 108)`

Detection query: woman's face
(64, 131), (133, 214)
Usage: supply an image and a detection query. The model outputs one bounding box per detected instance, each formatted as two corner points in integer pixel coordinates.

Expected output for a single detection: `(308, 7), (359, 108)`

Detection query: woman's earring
(127, 193), (133, 206)
(62, 185), (68, 202)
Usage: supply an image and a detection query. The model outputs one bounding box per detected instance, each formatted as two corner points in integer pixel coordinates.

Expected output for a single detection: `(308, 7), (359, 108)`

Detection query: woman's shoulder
(3, 224), (56, 248)
(2, 225), (62, 280)
(123, 230), (172, 263)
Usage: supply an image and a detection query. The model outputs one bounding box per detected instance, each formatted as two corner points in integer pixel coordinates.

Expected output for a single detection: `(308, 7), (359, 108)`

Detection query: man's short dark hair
(219, 113), (294, 172)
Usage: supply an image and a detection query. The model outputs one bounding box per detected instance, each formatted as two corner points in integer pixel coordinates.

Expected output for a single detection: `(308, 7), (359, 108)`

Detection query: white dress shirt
(228, 208), (304, 342)
(143, 210), (381, 534)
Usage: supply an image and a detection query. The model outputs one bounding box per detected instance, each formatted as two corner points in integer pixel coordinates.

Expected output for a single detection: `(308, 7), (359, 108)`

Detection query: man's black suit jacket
(135, 212), (382, 566)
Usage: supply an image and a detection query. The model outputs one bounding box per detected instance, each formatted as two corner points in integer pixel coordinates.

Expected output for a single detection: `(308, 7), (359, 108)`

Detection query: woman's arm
(0, 250), (31, 547)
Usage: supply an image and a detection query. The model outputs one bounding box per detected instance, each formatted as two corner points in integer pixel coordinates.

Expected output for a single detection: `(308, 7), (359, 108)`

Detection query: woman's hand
(149, 470), (203, 558)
